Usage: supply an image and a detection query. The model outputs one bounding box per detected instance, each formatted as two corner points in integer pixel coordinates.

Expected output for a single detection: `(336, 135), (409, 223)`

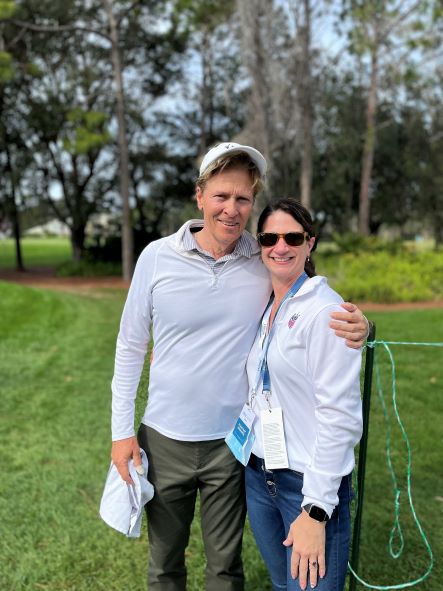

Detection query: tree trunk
(199, 29), (212, 155)
(70, 225), (86, 263)
(236, 0), (274, 232)
(5, 143), (25, 271)
(358, 48), (378, 235)
(11, 197), (24, 272)
(432, 200), (443, 249)
(299, 0), (313, 210)
(103, 0), (133, 281)
(435, 226), (442, 250)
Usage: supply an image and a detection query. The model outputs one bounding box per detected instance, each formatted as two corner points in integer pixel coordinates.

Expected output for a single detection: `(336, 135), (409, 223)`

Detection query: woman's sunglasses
(257, 232), (310, 247)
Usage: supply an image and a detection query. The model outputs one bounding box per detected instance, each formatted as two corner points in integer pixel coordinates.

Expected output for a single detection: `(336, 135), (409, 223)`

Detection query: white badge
(225, 403), (257, 466)
(260, 407), (289, 470)
(239, 403), (256, 431)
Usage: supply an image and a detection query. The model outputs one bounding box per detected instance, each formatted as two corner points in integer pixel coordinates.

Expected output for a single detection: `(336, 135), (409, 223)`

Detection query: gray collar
(182, 224), (253, 259)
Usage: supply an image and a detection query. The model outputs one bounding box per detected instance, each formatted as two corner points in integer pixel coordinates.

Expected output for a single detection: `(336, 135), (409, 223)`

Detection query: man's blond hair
(196, 153), (264, 196)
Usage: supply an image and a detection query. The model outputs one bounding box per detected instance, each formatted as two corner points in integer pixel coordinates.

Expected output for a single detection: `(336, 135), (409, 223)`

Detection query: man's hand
(329, 302), (369, 349)
(111, 436), (142, 486)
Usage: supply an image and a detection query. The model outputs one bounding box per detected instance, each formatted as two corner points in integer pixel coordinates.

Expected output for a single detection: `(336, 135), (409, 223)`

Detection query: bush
(56, 259), (121, 277)
(331, 232), (406, 255)
(316, 250), (443, 303)
(85, 235), (122, 263)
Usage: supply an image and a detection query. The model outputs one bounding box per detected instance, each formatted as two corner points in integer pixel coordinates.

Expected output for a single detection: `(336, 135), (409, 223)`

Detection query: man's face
(196, 168), (255, 248)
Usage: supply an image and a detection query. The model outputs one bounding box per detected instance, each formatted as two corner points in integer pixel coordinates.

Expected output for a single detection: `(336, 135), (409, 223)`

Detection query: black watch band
(303, 503), (329, 522)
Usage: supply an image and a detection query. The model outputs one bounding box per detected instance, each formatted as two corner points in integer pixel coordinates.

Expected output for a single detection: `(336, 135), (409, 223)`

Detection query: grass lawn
(0, 237), (72, 268)
(0, 282), (441, 590)
(350, 312), (442, 590)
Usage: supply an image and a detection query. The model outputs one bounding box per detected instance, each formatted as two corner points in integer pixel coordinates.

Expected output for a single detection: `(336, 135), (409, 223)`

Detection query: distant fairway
(0, 281), (441, 590)
(0, 237), (71, 268)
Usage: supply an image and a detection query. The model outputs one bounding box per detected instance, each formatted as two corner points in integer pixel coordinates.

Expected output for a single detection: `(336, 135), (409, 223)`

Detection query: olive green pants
(138, 424), (246, 591)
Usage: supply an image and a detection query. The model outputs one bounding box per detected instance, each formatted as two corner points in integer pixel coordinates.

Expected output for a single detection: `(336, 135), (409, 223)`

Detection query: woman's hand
(283, 510), (326, 590)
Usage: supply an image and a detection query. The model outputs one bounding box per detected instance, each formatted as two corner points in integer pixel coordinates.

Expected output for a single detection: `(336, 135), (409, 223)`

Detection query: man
(111, 142), (367, 591)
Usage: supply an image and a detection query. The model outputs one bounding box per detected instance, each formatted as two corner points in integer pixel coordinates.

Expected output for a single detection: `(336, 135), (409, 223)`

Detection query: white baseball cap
(199, 142), (267, 178)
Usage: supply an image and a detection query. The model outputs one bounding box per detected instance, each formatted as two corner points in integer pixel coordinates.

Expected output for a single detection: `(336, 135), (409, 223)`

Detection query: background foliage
(1, 0), (443, 271)
(2, 236), (442, 303)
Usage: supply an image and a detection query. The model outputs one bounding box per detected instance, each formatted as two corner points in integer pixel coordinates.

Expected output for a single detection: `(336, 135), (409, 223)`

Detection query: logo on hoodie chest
(288, 313), (300, 329)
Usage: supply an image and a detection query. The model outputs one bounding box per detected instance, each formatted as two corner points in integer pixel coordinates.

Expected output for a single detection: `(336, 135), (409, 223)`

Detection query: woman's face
(260, 210), (315, 284)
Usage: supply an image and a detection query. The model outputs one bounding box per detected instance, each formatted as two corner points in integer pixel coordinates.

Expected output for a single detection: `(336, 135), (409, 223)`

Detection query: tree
(121, 0), (244, 242)
(313, 68), (367, 232)
(298, 0), (314, 209)
(102, 0), (132, 279)
(236, 0), (297, 231)
(0, 54), (24, 270)
(403, 70), (443, 247)
(1, 0), (119, 262)
(15, 10), (116, 262)
(172, 0), (237, 154)
(236, 0), (334, 219)
(342, 0), (437, 234)
(0, 118), (28, 271)
(2, 0), (188, 274)
(0, 0), (32, 270)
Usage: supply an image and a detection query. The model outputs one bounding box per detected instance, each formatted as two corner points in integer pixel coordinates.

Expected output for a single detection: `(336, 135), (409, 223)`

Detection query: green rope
(367, 340), (443, 348)
(348, 339), (441, 590)
(374, 352), (403, 559)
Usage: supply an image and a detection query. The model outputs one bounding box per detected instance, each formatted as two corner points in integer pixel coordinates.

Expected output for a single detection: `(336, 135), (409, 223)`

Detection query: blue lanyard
(252, 272), (308, 397)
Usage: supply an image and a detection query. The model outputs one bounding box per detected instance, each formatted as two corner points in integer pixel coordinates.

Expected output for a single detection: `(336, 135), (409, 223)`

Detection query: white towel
(99, 448), (154, 538)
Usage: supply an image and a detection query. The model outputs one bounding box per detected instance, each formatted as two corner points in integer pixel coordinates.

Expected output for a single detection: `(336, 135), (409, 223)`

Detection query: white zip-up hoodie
(247, 276), (362, 516)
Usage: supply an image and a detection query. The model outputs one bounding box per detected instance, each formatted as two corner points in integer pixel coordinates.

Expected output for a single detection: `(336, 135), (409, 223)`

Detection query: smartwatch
(303, 503), (329, 522)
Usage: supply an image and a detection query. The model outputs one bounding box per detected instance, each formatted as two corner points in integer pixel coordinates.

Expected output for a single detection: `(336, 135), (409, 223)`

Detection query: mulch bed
(0, 266), (129, 291)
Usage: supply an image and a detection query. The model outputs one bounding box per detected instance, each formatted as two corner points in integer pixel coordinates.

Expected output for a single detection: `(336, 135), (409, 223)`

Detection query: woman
(245, 198), (363, 591)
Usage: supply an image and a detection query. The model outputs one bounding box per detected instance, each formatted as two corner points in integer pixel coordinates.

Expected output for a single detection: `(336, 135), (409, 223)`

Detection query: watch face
(309, 505), (328, 522)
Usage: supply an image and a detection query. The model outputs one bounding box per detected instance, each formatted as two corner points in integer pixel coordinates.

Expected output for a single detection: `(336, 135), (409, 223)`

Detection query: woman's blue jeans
(245, 455), (353, 591)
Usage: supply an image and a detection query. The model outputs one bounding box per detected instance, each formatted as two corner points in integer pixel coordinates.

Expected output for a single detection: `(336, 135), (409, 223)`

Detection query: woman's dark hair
(257, 198), (317, 277)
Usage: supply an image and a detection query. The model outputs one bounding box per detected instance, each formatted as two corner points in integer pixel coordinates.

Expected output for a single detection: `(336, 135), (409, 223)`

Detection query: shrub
(316, 250), (443, 303)
(331, 232), (406, 255)
(56, 260), (121, 277)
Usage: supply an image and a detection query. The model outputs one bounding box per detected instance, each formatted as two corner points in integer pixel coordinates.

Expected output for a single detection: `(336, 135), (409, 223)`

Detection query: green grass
(0, 282), (442, 590)
(349, 311), (443, 590)
(0, 237), (72, 268)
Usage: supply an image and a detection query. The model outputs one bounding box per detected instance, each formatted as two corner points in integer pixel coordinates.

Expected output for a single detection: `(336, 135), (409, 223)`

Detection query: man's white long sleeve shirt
(112, 220), (271, 442)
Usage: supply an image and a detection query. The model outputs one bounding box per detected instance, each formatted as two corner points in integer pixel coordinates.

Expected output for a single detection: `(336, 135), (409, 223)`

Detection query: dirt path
(1, 266), (443, 311)
(0, 266), (129, 292)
